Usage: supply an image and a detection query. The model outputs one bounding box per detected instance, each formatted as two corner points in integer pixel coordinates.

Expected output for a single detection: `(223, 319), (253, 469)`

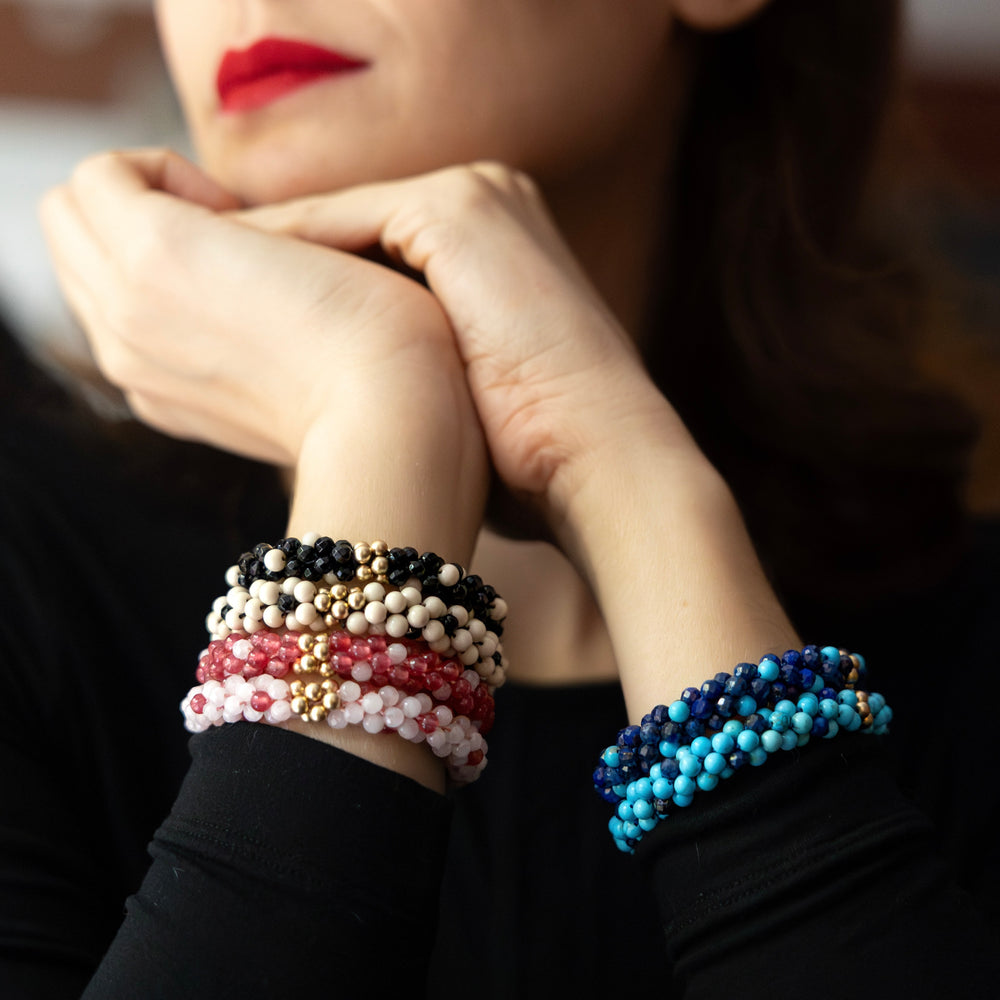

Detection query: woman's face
(155, 0), (677, 204)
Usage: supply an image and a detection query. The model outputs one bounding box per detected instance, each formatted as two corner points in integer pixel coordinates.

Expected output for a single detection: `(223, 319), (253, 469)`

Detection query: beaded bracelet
(195, 629), (495, 733)
(181, 676), (488, 783)
(222, 535), (507, 632)
(593, 646), (893, 853)
(208, 537), (508, 688)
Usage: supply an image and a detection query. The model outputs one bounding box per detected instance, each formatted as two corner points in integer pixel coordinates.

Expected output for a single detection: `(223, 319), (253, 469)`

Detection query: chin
(198, 130), (441, 206)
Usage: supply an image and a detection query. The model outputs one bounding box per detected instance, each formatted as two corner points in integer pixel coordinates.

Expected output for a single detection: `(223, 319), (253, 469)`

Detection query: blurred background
(0, 0), (998, 509)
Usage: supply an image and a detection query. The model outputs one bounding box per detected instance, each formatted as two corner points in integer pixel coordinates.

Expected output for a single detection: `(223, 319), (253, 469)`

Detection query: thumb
(124, 148), (242, 212)
(157, 152), (242, 212)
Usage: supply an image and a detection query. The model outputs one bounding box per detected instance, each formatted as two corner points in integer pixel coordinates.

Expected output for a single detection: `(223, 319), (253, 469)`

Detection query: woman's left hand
(237, 163), (694, 533)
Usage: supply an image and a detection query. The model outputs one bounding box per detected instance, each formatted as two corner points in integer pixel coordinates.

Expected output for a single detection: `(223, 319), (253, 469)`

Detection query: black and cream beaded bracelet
(232, 537), (504, 627)
(207, 536), (508, 688)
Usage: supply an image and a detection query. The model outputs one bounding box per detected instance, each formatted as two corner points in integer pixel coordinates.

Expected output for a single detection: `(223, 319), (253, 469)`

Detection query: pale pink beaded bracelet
(180, 676), (488, 783)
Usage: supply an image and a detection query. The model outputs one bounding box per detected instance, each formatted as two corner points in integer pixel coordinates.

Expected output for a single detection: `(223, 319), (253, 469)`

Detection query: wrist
(287, 410), (488, 565)
(552, 405), (799, 721)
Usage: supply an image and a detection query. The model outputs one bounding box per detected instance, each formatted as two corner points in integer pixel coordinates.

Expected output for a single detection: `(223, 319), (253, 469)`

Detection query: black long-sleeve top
(1, 327), (997, 998)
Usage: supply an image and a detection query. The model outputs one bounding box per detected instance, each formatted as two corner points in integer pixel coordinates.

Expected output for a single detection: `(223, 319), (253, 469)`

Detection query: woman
(5, 0), (997, 995)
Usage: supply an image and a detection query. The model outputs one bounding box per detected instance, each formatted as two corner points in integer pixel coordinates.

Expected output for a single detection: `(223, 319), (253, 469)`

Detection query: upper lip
(217, 37), (368, 100)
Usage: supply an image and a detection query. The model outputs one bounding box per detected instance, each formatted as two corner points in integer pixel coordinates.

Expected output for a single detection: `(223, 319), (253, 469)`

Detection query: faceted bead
(691, 698), (713, 720)
(723, 676), (748, 697)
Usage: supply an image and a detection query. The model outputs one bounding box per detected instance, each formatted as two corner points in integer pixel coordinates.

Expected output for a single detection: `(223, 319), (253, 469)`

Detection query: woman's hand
(39, 149), (488, 559)
(235, 163), (693, 534)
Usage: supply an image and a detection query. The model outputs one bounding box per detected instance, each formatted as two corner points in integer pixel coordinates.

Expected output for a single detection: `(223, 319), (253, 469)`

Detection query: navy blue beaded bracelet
(593, 646), (892, 853)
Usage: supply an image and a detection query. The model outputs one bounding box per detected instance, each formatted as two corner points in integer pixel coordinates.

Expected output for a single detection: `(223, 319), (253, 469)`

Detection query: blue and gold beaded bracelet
(593, 646), (892, 853)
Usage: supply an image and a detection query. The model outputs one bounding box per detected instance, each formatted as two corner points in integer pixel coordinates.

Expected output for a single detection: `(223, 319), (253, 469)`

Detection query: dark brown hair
(650, 0), (977, 613)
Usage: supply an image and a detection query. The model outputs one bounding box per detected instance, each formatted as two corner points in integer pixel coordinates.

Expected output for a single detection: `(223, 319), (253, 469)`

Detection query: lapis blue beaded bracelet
(593, 646), (892, 853)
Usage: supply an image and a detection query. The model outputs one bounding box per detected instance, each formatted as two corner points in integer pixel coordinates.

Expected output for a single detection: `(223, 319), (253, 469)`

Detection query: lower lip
(219, 68), (360, 113)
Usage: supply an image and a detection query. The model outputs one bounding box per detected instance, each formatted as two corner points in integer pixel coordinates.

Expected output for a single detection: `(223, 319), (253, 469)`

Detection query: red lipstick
(217, 38), (368, 113)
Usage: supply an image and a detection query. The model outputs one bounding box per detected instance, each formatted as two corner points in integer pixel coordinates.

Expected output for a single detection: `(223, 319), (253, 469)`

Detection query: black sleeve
(83, 724), (452, 999)
(640, 733), (999, 998)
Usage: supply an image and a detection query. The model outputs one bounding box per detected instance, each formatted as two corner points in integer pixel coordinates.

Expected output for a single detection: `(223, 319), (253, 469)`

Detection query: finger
(66, 150), (235, 267)
(40, 186), (160, 385)
(76, 148), (240, 212)
(39, 185), (115, 299)
(39, 186), (119, 353)
(231, 182), (394, 252)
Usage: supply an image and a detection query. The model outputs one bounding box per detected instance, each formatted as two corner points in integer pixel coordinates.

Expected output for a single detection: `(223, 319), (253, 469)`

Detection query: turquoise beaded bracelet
(593, 646), (892, 853)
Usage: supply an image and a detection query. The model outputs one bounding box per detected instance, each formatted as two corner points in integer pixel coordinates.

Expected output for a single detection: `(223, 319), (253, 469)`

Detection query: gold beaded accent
(314, 591), (332, 614)
(293, 632), (333, 676)
(854, 690), (873, 728)
(354, 542), (372, 564)
(331, 584), (349, 601)
(288, 677), (340, 721)
(347, 588), (366, 611)
(371, 556), (389, 577)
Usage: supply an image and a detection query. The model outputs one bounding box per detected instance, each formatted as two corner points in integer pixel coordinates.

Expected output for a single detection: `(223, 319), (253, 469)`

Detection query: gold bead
(314, 591), (332, 613)
(289, 680), (305, 697)
(297, 633), (316, 652)
(332, 601), (349, 620)
(290, 696), (308, 716)
(371, 540), (388, 556)
(319, 662), (334, 677)
(347, 589), (366, 611)
(371, 556), (389, 577)
(314, 641), (330, 661)
(309, 705), (327, 723)
(354, 542), (372, 564)
(322, 691), (340, 711)
(324, 613), (337, 628)
(332, 584), (348, 601)
(357, 565), (374, 583)
(298, 654), (317, 674)
(304, 682), (322, 701)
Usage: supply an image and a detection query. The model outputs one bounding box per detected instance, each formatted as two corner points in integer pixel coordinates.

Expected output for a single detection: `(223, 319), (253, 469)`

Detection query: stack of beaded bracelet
(206, 536), (508, 689)
(182, 537), (504, 784)
(593, 646), (893, 853)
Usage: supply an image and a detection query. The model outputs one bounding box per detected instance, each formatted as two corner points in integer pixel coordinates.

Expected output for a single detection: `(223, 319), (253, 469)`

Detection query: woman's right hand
(39, 149), (488, 558)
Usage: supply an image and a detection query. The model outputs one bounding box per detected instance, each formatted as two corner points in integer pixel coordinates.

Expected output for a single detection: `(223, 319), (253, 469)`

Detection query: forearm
(552, 384), (799, 720)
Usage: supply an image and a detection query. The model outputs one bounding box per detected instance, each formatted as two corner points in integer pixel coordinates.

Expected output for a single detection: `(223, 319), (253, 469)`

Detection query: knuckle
(471, 161), (537, 197)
